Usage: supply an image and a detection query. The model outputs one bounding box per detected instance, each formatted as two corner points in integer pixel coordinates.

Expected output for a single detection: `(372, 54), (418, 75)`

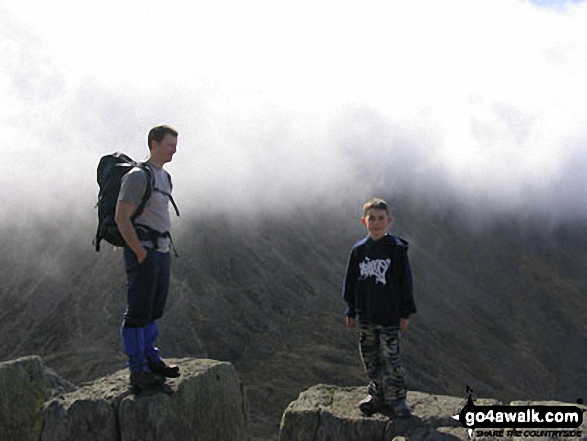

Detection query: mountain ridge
(0, 197), (585, 440)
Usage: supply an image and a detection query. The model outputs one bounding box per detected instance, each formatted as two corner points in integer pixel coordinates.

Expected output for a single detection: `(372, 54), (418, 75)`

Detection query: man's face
(362, 208), (391, 240)
(153, 133), (177, 164)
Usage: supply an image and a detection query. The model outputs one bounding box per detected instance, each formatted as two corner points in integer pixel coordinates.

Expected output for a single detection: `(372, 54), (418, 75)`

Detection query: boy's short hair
(363, 197), (389, 217)
(148, 125), (178, 150)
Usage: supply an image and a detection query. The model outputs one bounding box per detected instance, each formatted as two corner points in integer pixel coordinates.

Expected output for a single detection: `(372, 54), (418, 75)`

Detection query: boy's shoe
(130, 372), (166, 393)
(359, 395), (385, 415)
(390, 399), (412, 418)
(148, 359), (181, 378)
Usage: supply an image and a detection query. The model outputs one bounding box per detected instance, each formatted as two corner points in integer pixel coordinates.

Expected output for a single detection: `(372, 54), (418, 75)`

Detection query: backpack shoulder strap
(131, 163), (153, 221)
(135, 163), (179, 217)
(163, 171), (179, 215)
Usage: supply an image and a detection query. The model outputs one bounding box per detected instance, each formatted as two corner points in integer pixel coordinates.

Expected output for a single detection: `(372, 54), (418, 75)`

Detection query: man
(115, 125), (180, 392)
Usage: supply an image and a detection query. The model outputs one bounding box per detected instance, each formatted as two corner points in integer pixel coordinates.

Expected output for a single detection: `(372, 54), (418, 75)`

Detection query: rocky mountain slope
(0, 197), (585, 440)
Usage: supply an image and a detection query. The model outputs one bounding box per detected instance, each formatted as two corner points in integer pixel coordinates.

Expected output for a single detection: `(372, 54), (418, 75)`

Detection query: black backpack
(94, 152), (179, 252)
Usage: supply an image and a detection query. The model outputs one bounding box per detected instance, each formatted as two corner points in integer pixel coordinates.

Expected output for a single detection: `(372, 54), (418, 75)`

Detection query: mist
(1, 0), (587, 227)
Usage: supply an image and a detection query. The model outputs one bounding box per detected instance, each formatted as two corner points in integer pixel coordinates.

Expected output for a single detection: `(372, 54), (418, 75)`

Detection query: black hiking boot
(359, 395), (385, 416)
(130, 372), (166, 393)
(148, 359), (181, 378)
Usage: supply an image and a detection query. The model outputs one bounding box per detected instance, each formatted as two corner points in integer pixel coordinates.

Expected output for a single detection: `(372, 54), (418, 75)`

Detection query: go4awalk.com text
(453, 391), (585, 439)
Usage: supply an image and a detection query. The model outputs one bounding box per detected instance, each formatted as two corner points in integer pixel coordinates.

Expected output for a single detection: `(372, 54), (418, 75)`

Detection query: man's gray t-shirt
(118, 163), (172, 253)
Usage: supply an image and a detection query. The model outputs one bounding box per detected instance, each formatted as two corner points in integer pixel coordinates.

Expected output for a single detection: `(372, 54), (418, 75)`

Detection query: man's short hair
(363, 197), (389, 217)
(148, 125), (178, 150)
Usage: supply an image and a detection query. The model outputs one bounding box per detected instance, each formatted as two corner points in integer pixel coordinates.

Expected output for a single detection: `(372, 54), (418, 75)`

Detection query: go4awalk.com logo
(452, 387), (586, 439)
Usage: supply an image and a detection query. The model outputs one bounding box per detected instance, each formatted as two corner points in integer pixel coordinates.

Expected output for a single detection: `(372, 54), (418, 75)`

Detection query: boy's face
(362, 208), (391, 241)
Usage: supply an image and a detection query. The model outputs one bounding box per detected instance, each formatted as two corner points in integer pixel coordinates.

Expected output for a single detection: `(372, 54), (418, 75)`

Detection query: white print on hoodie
(359, 258), (391, 285)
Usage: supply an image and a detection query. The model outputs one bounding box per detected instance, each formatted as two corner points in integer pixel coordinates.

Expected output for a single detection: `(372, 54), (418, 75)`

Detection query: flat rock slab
(280, 385), (587, 441)
(42, 358), (249, 441)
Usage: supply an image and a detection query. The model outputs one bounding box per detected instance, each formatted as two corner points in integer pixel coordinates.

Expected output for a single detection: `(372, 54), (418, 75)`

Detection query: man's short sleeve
(118, 168), (148, 207)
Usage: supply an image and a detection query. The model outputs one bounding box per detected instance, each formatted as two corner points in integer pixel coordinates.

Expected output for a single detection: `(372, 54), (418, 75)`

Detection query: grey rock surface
(279, 385), (587, 441)
(0, 355), (249, 441)
(0, 356), (46, 441)
(117, 358), (249, 441)
(40, 357), (249, 441)
(43, 366), (76, 400)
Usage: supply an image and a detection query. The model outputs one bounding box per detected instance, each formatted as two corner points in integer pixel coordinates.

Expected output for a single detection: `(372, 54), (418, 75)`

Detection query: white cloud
(1, 0), (587, 223)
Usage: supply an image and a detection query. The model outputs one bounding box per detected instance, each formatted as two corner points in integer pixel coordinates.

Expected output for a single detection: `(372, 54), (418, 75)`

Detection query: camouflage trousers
(358, 322), (406, 404)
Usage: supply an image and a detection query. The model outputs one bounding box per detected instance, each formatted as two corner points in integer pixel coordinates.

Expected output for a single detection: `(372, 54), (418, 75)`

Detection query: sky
(1, 0), (586, 225)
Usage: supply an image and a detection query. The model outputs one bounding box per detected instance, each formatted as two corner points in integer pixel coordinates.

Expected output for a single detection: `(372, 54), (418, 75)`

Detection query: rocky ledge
(0, 355), (249, 441)
(279, 385), (587, 441)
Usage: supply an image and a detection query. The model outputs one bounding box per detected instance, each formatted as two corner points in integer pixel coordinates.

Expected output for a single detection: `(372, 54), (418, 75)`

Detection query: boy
(342, 197), (416, 417)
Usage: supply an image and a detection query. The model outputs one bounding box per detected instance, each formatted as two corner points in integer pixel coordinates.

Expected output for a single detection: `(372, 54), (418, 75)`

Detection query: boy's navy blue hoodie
(343, 233), (416, 326)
